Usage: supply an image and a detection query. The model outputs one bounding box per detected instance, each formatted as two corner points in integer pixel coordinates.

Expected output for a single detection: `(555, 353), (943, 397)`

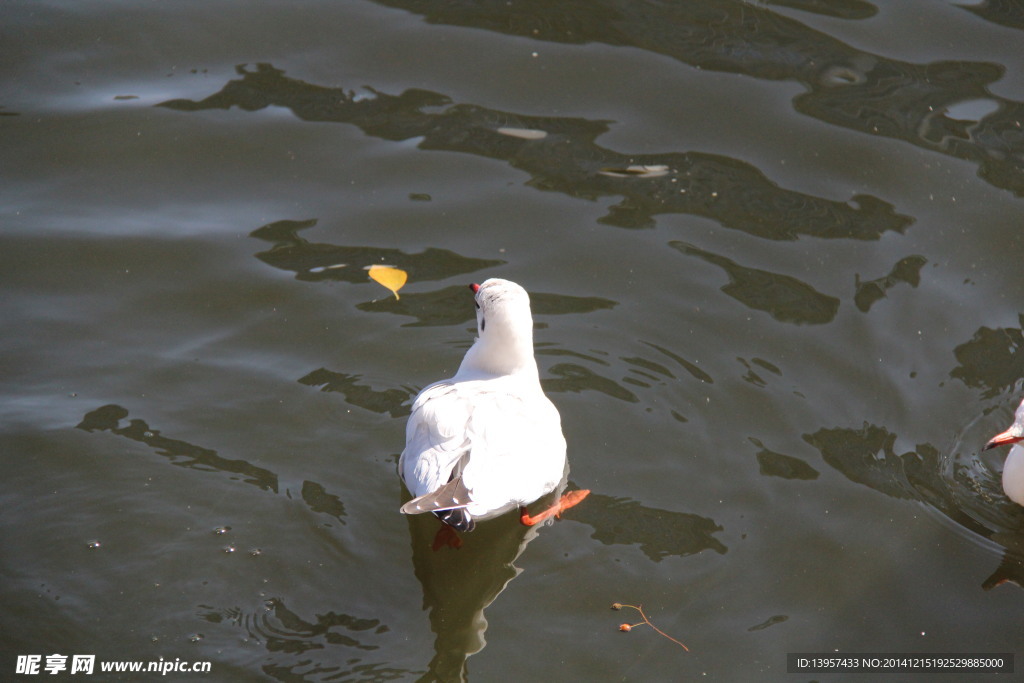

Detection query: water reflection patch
(359, 0), (1024, 196)
(250, 218), (504, 285)
(198, 598), (402, 678)
(750, 437), (819, 481)
(951, 318), (1024, 400)
(801, 408), (1024, 590)
(670, 241), (840, 325)
(76, 404), (349, 524)
(563, 491), (727, 561)
(162, 64), (912, 239)
(854, 255), (927, 313)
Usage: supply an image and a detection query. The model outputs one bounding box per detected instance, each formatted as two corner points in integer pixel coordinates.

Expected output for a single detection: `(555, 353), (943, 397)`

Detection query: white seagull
(399, 278), (588, 535)
(984, 397), (1024, 506)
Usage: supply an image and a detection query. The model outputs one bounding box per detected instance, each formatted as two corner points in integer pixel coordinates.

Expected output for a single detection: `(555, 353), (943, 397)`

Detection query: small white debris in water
(599, 164), (670, 178)
(309, 264), (347, 273)
(497, 127), (547, 140)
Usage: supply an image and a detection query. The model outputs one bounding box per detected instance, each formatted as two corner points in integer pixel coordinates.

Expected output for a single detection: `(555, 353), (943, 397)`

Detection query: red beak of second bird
(985, 431), (1024, 451)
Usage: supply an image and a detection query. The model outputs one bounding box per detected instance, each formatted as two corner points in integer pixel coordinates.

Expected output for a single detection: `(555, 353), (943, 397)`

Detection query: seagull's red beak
(984, 429), (1024, 451)
(469, 283), (480, 293)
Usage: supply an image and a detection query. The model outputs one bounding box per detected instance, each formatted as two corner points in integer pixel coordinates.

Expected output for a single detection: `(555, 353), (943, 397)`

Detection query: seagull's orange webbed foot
(520, 489), (591, 526)
(432, 523), (463, 551)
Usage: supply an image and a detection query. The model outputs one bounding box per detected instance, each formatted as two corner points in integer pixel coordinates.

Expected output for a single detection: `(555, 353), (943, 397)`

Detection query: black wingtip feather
(436, 508), (475, 532)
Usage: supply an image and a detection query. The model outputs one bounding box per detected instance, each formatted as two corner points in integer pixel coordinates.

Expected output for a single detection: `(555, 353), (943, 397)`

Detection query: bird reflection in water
(405, 485), (566, 683)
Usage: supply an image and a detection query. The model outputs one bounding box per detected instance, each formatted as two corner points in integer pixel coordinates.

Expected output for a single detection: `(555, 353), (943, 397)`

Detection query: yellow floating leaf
(367, 265), (407, 300)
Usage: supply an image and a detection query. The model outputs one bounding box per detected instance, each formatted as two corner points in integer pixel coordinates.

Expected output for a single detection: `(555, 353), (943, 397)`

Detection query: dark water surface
(4, 1), (1024, 680)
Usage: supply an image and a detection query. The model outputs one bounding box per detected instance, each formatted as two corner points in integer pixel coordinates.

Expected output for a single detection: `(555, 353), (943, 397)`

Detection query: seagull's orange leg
(520, 489), (591, 526)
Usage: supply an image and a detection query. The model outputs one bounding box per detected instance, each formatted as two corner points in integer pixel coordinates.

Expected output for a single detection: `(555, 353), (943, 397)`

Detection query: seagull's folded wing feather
(399, 382), (474, 508)
(399, 475), (473, 514)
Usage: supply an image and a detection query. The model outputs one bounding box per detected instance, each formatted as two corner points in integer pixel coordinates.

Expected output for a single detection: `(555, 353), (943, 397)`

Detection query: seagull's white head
(985, 398), (1024, 451)
(458, 278), (538, 378)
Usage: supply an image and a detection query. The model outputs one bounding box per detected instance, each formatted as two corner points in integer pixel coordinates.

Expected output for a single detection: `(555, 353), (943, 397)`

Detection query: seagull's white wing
(399, 475), (473, 515)
(398, 381), (474, 512)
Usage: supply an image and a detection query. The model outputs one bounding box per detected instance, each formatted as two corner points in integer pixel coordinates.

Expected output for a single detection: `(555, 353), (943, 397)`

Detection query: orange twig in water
(611, 603), (689, 652)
